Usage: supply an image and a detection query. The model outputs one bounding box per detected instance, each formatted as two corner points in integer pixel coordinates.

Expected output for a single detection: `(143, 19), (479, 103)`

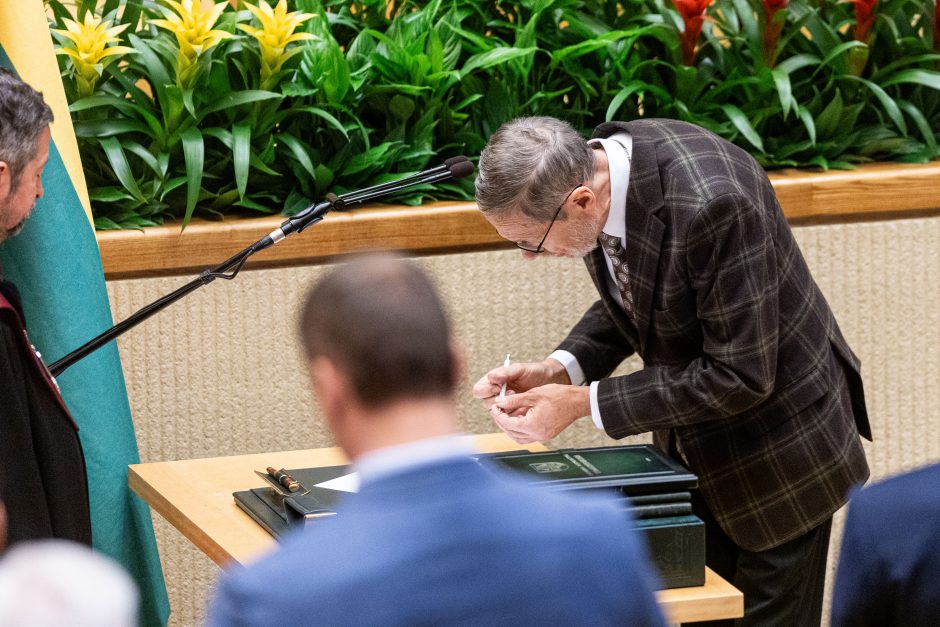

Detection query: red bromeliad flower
(762, 0), (789, 66)
(934, 0), (939, 50)
(762, 0), (789, 20)
(672, 0), (714, 66)
(848, 0), (877, 42)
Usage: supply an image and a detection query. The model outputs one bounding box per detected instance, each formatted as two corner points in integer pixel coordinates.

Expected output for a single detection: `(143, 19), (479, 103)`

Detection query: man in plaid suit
(473, 117), (871, 626)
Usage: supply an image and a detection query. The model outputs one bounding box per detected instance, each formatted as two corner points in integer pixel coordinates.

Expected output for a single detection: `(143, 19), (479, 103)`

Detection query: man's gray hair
(0, 68), (53, 194)
(475, 117), (594, 222)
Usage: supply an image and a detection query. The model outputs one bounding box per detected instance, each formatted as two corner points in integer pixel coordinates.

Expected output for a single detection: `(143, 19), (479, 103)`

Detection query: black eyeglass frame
(514, 185), (582, 254)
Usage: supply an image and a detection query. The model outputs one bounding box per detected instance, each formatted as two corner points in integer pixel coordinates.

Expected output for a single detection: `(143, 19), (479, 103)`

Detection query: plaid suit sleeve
(556, 299), (636, 382)
(597, 192), (779, 437)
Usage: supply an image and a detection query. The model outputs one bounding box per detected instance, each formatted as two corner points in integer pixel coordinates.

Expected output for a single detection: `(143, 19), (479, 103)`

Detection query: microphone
(339, 157), (473, 205)
(448, 159), (474, 179)
(327, 156), (471, 207)
(49, 155), (475, 376)
(260, 156), (474, 248)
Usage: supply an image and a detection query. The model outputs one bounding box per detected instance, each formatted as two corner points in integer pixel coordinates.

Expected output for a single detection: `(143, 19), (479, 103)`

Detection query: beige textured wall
(107, 216), (940, 626)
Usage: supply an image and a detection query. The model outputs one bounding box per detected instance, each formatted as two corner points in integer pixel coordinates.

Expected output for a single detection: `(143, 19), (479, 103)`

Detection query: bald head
(298, 255), (457, 409)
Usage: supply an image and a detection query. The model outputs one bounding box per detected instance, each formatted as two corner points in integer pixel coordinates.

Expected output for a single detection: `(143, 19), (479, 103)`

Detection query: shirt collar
(588, 132), (632, 241)
(353, 434), (476, 486)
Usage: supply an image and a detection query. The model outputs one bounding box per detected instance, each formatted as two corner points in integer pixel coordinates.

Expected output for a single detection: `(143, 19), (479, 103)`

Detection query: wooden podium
(129, 432), (742, 623)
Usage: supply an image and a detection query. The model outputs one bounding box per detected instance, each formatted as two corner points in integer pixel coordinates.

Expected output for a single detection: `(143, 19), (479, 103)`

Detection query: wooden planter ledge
(98, 161), (940, 280)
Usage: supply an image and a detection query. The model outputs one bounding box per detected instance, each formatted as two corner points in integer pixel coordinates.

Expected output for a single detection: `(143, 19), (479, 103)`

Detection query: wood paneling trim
(772, 161), (940, 223)
(98, 162), (940, 279)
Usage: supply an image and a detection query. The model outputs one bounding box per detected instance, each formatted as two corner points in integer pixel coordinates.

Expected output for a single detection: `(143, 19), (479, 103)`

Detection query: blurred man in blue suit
(831, 461), (940, 627)
(207, 254), (666, 627)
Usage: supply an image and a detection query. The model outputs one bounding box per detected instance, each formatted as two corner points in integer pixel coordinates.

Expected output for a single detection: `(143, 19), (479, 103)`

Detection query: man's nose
(520, 250), (538, 261)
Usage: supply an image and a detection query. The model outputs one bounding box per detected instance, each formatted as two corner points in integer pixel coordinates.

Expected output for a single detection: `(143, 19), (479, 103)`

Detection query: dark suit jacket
(207, 456), (666, 627)
(831, 462), (940, 626)
(557, 119), (870, 551)
(0, 279), (91, 547)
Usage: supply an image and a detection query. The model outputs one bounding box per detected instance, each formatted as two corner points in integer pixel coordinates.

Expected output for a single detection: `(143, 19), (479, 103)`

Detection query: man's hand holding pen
(472, 357), (571, 406)
(490, 384), (591, 444)
(473, 357), (590, 444)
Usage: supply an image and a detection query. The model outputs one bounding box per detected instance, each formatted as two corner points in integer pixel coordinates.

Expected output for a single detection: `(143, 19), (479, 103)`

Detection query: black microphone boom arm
(49, 156), (475, 377)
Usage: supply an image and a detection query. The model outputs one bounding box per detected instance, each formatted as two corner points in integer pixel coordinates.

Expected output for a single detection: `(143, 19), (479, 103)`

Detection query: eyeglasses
(514, 185), (581, 254)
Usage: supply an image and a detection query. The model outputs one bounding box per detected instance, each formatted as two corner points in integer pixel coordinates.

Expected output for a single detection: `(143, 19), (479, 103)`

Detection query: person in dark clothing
(831, 462), (940, 627)
(0, 67), (92, 547)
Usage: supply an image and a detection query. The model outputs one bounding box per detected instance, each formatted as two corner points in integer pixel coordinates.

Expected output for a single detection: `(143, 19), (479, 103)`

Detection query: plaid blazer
(557, 119), (871, 551)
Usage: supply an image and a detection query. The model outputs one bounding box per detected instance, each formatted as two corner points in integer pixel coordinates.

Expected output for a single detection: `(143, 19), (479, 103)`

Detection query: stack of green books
(234, 444), (705, 589)
(486, 445), (705, 589)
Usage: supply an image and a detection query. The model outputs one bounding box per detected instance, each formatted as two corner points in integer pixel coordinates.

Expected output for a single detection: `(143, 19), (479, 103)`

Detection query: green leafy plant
(47, 0), (940, 229)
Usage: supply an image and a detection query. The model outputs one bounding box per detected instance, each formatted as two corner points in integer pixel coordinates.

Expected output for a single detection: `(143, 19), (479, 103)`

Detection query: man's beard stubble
(0, 219), (26, 243)
(565, 213), (603, 259)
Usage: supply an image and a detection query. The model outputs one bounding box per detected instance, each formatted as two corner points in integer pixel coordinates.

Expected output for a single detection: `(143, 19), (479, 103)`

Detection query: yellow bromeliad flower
(150, 0), (234, 86)
(238, 0), (316, 89)
(54, 14), (134, 98)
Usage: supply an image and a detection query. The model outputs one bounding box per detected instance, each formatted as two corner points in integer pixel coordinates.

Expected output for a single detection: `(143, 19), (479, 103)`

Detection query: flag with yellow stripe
(0, 2), (169, 625)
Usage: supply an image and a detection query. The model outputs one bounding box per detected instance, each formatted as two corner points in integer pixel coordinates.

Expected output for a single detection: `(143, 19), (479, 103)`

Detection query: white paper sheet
(313, 472), (361, 493)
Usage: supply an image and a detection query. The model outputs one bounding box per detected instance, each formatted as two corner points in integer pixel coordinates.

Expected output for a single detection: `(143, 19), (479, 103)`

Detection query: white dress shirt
(354, 434), (477, 487)
(548, 132), (633, 431)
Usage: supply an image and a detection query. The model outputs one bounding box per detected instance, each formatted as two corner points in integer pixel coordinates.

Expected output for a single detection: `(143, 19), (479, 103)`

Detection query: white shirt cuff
(589, 381), (604, 430)
(547, 350), (585, 386)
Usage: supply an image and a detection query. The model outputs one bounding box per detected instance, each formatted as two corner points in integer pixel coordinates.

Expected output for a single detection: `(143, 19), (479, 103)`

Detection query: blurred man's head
(298, 255), (461, 456)
(0, 68), (53, 242)
(0, 540), (138, 627)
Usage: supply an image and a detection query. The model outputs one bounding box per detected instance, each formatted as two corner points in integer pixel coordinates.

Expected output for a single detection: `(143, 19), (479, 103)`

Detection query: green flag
(0, 6), (169, 626)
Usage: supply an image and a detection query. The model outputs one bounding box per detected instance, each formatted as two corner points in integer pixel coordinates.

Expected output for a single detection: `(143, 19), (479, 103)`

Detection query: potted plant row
(48, 0), (940, 235)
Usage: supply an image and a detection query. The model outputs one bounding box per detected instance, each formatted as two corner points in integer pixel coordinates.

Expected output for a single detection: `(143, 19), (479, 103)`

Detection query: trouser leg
(685, 492), (832, 627)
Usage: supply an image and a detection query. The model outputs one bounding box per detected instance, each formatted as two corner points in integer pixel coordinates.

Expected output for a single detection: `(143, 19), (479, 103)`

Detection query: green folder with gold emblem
(485, 444), (705, 589)
(484, 444), (696, 492)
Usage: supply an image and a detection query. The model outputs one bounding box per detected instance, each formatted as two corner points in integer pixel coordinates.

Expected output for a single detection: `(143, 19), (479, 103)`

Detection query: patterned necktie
(598, 232), (636, 321)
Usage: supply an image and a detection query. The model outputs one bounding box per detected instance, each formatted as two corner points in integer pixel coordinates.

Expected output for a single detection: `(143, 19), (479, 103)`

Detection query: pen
(498, 353), (511, 399)
(267, 466), (301, 493)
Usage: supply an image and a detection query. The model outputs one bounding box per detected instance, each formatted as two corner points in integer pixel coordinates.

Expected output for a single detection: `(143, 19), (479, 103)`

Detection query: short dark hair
(0, 68), (53, 194)
(299, 255), (457, 408)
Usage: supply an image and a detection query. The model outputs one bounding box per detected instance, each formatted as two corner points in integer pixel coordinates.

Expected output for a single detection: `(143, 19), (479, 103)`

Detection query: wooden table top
(129, 432), (742, 623)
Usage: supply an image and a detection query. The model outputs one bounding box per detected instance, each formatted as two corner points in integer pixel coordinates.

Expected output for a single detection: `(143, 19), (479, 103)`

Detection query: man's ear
(568, 185), (595, 216)
(0, 161), (10, 204)
(308, 356), (349, 419)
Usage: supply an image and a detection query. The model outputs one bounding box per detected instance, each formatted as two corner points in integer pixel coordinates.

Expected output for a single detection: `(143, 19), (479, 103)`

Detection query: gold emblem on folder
(529, 462), (569, 474)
